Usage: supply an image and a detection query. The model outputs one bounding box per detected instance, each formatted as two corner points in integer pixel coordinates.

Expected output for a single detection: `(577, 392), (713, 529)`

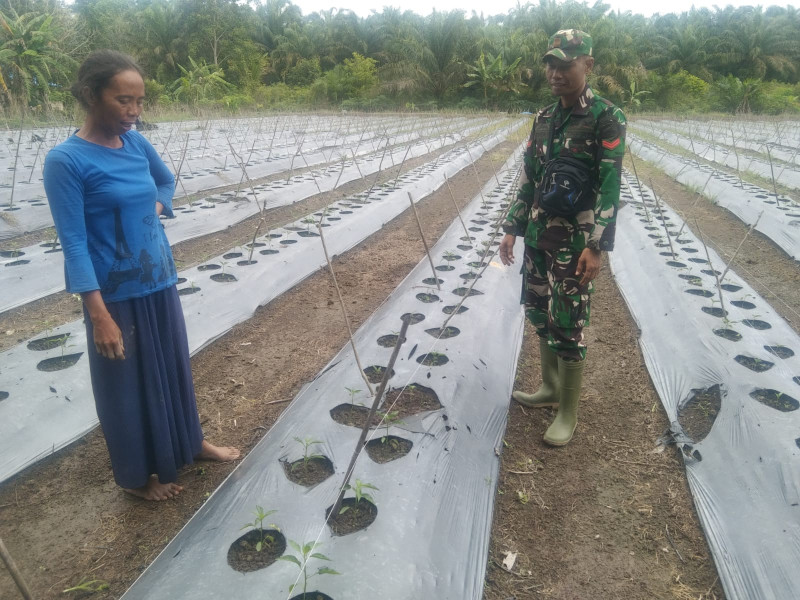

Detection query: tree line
(2, 0), (800, 117)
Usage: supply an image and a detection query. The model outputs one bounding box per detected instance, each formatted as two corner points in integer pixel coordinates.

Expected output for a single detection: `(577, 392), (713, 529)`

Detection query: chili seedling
(240, 506), (279, 552)
(279, 540), (340, 599)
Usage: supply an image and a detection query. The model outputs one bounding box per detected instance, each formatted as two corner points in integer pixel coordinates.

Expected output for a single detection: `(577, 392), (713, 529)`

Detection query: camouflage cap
(542, 29), (592, 62)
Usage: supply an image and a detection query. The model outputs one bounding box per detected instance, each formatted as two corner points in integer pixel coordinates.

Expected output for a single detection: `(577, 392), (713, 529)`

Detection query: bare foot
(124, 476), (183, 501)
(196, 439), (241, 462)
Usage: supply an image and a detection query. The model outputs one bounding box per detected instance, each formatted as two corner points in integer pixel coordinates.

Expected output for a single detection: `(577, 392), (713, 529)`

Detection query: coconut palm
(0, 7), (77, 111)
(170, 56), (235, 104)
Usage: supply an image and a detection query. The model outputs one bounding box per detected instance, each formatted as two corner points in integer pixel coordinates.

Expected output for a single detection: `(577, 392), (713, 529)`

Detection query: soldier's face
(545, 56), (593, 100)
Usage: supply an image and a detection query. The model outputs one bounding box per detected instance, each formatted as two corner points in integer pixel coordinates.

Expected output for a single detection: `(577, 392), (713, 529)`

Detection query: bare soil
(6, 133), (796, 599)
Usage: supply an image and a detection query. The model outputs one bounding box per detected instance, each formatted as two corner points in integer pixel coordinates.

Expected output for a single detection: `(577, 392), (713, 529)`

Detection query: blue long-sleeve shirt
(43, 130), (178, 302)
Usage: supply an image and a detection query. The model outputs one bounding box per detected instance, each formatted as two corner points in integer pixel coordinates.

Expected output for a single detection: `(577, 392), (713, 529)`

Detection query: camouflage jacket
(504, 86), (626, 252)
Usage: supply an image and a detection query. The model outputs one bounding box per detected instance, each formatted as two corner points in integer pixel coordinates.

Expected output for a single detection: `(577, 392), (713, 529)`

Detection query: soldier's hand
(499, 234), (516, 266)
(576, 247), (601, 286)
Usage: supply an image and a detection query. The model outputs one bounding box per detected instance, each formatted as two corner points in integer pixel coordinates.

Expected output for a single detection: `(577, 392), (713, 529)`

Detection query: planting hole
(383, 384), (442, 418)
(666, 261), (686, 268)
(679, 274), (702, 286)
(282, 456), (334, 487)
(4, 260), (30, 267)
(685, 289), (713, 298)
(28, 333), (70, 352)
(743, 319), (771, 330)
(178, 286), (201, 296)
(223, 252), (242, 259)
(701, 269), (721, 276)
(713, 329), (742, 342)
(0, 391), (8, 401)
(176, 277), (187, 284)
(330, 404), (378, 428)
(211, 273), (237, 283)
(453, 287), (483, 297)
(37, 353), (83, 372)
(765, 346), (794, 359)
(377, 334), (402, 348)
(198, 264), (220, 271)
(366, 436), (413, 463)
(401, 313), (425, 325)
(260, 249), (279, 255)
(326, 498), (377, 536)
(688, 258), (708, 264)
(425, 326), (460, 339)
(237, 260), (257, 266)
(227, 529), (286, 573)
(731, 300), (756, 310)
(422, 277), (444, 286)
(436, 265), (455, 271)
(750, 389), (799, 412)
(364, 365), (395, 383)
(734, 355), (774, 372)
(721, 284), (742, 292)
(457, 245), (472, 251)
(678, 384), (722, 443)
(443, 305), (468, 315)
(416, 293), (440, 303)
(701, 307), (727, 318)
(416, 352), (449, 366)
(0, 250), (24, 258)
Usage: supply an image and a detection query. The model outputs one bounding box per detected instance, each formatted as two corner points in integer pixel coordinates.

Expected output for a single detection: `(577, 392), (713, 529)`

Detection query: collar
(571, 85), (595, 116)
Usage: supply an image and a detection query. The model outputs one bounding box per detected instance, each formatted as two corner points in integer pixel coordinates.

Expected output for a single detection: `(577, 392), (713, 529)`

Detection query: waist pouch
(539, 156), (595, 218)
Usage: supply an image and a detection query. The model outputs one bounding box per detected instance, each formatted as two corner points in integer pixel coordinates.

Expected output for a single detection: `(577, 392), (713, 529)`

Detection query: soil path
(0, 136), (726, 600)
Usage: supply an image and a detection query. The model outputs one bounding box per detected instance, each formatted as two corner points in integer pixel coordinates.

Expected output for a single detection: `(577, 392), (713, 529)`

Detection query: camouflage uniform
(504, 85), (626, 361)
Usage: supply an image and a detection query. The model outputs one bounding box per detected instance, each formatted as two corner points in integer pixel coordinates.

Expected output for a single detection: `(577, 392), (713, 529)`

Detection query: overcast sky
(291, 0), (796, 19)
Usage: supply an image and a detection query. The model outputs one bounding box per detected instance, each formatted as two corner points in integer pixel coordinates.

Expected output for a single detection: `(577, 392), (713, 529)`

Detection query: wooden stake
(0, 536), (33, 600)
(330, 317), (409, 518)
(720, 212), (763, 282)
(407, 192), (440, 291)
(444, 174), (473, 243)
(316, 223), (375, 396)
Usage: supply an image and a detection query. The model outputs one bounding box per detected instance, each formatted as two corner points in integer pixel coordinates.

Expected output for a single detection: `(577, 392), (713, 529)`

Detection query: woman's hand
(92, 313), (125, 360)
(82, 291), (125, 360)
(499, 234), (516, 266)
(156, 201), (164, 216)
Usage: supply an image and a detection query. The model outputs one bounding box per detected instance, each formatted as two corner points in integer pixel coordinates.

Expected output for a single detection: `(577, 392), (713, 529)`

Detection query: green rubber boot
(512, 338), (559, 408)
(543, 357), (585, 446)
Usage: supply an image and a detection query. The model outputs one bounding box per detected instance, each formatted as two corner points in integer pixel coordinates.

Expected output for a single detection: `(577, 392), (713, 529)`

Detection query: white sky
(292, 0), (796, 19)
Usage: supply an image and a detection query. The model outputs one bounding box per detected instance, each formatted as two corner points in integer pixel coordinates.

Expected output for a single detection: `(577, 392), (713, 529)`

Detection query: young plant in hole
(302, 216), (316, 232)
(240, 506), (279, 552)
(339, 479), (379, 514)
(376, 409), (404, 446)
(291, 436), (324, 472)
(345, 386), (362, 406)
(279, 540), (340, 599)
(442, 250), (458, 264)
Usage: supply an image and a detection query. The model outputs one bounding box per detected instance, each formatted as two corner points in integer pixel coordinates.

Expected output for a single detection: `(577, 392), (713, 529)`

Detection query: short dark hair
(71, 50), (144, 110)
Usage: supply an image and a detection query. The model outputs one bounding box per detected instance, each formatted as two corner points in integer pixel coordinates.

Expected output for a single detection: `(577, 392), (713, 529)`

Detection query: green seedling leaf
(310, 552), (331, 561)
(317, 567), (340, 575)
(278, 555), (302, 568)
(288, 540), (302, 553)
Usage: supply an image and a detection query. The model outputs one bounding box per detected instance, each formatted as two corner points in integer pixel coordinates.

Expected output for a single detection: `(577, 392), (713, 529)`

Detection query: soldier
(499, 29), (626, 446)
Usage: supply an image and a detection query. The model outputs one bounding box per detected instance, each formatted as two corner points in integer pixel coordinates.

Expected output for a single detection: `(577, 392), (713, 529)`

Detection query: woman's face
(89, 69), (145, 137)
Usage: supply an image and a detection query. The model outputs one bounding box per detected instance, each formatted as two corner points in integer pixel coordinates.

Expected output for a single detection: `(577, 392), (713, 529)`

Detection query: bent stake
(407, 192), (440, 291)
(330, 317), (410, 518)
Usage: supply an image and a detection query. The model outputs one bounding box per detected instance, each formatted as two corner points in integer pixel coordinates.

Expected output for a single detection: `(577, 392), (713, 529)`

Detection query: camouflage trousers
(523, 245), (592, 361)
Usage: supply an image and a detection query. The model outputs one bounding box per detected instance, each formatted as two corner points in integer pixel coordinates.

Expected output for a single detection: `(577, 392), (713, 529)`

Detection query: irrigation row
(630, 121), (800, 191)
(628, 133), (800, 260)
(611, 171), (800, 600)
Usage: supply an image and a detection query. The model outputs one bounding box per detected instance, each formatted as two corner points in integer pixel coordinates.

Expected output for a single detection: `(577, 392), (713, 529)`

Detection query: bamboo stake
(720, 212), (763, 282)
(316, 223), (375, 396)
(765, 145), (781, 206)
(694, 217), (726, 317)
(8, 125), (22, 209)
(443, 174), (473, 244)
(648, 178), (676, 259)
(330, 317), (409, 518)
(0, 536), (33, 600)
(407, 192), (440, 291)
(627, 147), (652, 223)
(674, 172), (714, 239)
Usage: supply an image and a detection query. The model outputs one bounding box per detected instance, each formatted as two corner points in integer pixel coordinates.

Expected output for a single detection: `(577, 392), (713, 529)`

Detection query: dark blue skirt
(85, 286), (204, 489)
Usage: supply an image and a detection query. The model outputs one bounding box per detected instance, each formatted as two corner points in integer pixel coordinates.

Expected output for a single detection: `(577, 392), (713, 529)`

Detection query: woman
(44, 50), (239, 501)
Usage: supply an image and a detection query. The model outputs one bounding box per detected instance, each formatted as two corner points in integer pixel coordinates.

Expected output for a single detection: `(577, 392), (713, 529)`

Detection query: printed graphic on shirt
(102, 207), (142, 295)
